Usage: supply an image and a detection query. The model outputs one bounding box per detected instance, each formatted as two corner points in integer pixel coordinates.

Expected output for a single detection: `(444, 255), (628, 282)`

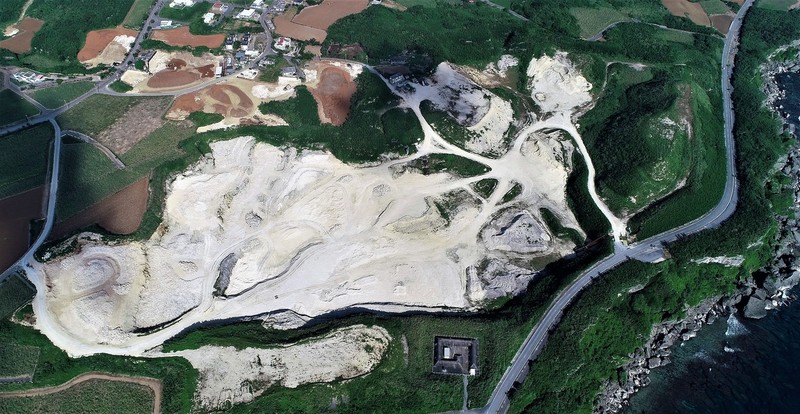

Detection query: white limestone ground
(527, 52), (593, 114)
(692, 255), (745, 267)
(30, 52), (604, 358)
(171, 325), (390, 410)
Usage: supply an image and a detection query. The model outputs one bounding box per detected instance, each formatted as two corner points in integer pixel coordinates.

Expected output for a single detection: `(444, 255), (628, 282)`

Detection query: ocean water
(623, 287), (800, 414)
(775, 72), (800, 135)
(624, 73), (800, 413)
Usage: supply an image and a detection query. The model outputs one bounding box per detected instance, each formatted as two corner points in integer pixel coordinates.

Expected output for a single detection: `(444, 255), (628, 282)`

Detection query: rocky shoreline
(594, 56), (800, 414)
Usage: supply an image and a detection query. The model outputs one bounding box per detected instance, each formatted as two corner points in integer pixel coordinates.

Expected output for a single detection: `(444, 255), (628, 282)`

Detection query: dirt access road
(0, 372), (162, 414)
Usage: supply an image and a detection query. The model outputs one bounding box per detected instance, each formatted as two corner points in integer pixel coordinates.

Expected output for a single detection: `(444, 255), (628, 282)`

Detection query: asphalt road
(479, 1), (753, 412)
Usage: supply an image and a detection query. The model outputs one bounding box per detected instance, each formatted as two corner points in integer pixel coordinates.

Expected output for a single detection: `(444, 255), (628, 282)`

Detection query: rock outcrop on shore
(595, 56), (800, 414)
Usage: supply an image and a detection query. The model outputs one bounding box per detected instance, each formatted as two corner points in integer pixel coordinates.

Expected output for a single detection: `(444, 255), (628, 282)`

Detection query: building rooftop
(432, 336), (479, 376)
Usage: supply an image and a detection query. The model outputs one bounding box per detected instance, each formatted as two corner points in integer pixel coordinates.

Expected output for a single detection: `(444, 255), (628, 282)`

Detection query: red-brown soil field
(51, 177), (150, 239)
(292, 0), (369, 31)
(0, 18), (43, 54)
(77, 27), (138, 62)
(0, 187), (44, 271)
(309, 65), (357, 126)
(150, 27), (224, 48)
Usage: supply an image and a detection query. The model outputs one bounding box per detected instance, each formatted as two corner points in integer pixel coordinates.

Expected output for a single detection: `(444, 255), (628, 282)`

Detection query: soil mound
(309, 65), (356, 126)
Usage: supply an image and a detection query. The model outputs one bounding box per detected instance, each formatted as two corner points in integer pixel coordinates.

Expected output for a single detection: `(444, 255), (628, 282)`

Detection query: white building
(251, 0), (265, 9)
(235, 8), (259, 20)
(160, 20), (173, 28)
(169, 0), (196, 7)
(202, 12), (216, 24)
(273, 36), (292, 51)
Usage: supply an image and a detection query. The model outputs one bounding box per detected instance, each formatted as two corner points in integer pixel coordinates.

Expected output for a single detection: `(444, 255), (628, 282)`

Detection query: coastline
(594, 52), (800, 414)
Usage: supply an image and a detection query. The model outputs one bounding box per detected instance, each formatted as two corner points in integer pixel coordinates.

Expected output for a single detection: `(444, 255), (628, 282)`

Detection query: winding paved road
(480, 1), (752, 412)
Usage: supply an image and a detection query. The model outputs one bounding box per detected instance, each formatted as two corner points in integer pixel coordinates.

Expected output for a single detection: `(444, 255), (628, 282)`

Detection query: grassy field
(0, 90), (39, 126)
(29, 82), (94, 110)
(0, 124), (52, 199)
(570, 7), (629, 38)
(56, 94), (166, 137)
(0, 344), (39, 380)
(757, 0), (797, 10)
(0, 273), (35, 320)
(699, 0), (732, 15)
(122, 0), (155, 28)
(0, 379), (154, 414)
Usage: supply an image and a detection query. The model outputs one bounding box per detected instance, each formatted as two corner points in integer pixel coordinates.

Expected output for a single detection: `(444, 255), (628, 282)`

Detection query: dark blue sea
(624, 72), (800, 414)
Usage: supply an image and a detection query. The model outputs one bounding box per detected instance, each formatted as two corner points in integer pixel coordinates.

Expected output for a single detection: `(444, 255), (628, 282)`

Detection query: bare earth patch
(710, 14), (734, 34)
(661, 0), (711, 27)
(0, 18), (43, 54)
(96, 97), (172, 154)
(274, 13), (326, 42)
(308, 63), (358, 125)
(78, 28), (138, 67)
(139, 51), (221, 92)
(168, 78), (288, 130)
(150, 26), (224, 48)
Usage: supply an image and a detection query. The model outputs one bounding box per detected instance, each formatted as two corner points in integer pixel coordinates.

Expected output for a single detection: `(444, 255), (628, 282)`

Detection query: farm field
(0, 273), (35, 320)
(757, 0), (798, 10)
(122, 0), (155, 28)
(29, 82), (94, 110)
(291, 0), (370, 31)
(52, 176), (149, 239)
(56, 121), (193, 222)
(699, 0), (732, 15)
(0, 187), (45, 272)
(149, 27), (225, 48)
(0, 89), (39, 126)
(0, 375), (157, 414)
(0, 344), (40, 382)
(56, 94), (171, 150)
(0, 124), (51, 199)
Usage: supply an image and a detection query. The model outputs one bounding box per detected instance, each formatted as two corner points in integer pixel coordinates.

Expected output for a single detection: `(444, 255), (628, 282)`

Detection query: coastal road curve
(480, 1), (752, 412)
